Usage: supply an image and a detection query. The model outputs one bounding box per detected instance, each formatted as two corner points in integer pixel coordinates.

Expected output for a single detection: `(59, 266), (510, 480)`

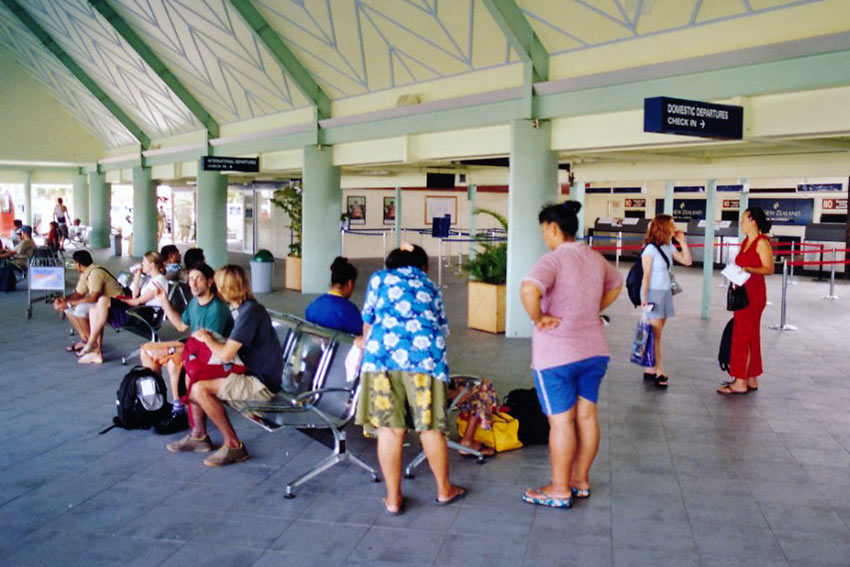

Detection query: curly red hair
(645, 214), (674, 246)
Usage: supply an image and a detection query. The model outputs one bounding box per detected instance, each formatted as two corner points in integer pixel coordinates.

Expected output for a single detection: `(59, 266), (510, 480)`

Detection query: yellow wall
(0, 50), (104, 163)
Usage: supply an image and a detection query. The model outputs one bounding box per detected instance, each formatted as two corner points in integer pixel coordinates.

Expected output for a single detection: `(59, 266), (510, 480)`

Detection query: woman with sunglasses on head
(640, 214), (693, 389)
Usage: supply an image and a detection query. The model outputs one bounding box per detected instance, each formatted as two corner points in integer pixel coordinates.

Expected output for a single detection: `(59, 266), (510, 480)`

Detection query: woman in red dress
(718, 207), (774, 395)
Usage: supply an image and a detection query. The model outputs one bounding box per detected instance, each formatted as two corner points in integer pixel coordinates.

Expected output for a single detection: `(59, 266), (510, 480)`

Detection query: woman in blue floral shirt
(356, 244), (466, 515)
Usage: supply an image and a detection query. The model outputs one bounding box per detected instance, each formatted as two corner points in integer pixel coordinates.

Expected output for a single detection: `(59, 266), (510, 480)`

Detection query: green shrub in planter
(271, 181), (302, 258)
(462, 208), (507, 285)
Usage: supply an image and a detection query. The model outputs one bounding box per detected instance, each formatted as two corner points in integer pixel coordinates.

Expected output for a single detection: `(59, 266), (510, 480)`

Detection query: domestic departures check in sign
(644, 96), (743, 140)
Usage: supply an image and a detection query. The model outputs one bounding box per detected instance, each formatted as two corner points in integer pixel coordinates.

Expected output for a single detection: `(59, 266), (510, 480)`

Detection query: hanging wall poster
(425, 196), (457, 225)
(347, 196), (366, 225)
(383, 196), (396, 225)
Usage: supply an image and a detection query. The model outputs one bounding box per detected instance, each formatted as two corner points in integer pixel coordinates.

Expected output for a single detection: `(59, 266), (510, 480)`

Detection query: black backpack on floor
(0, 265), (16, 292)
(718, 318), (734, 371)
(111, 366), (172, 430)
(504, 388), (549, 445)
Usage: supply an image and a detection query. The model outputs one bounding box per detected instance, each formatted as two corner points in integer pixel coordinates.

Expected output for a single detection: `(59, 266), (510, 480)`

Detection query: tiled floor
(1, 250), (850, 566)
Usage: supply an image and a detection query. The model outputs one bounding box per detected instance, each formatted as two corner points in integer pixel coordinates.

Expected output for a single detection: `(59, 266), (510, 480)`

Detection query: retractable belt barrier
(770, 250), (850, 331)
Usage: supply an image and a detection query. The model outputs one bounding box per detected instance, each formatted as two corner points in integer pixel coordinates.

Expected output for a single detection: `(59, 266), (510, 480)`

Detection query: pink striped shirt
(523, 242), (622, 370)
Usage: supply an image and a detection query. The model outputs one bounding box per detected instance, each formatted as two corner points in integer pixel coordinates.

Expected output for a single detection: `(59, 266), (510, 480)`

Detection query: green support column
(664, 180), (674, 215)
(701, 179), (718, 319)
(22, 171), (32, 226)
(468, 184), (477, 260)
(196, 159), (228, 269)
(505, 119), (558, 338)
(72, 173), (89, 225)
(132, 166), (157, 256)
(572, 181), (586, 238)
(89, 171), (111, 248)
(738, 179), (750, 239)
(302, 145), (341, 293)
(394, 186), (402, 248)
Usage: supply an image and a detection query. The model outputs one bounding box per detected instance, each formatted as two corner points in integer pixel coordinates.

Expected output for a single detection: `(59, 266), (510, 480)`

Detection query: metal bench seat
(235, 314), (379, 498)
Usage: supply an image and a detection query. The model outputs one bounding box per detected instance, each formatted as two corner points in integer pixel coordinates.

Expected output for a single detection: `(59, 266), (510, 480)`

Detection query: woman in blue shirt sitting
(305, 256), (363, 335)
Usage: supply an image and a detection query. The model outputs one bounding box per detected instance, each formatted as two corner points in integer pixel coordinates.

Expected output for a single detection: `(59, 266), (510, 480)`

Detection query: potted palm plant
(271, 180), (302, 290)
(462, 208), (507, 333)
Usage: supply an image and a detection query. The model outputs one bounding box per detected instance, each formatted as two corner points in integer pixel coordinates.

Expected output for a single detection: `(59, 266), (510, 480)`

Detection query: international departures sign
(202, 156), (259, 172)
(644, 97), (743, 139)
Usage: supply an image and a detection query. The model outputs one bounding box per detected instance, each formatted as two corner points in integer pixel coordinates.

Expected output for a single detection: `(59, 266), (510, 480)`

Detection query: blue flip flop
(522, 487), (572, 509)
(571, 487), (591, 499)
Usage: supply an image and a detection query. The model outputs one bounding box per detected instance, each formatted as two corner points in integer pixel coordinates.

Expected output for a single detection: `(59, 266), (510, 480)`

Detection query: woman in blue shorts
(520, 202), (623, 509)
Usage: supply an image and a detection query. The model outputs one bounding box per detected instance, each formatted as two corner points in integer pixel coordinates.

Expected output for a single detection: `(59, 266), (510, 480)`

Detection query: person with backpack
(717, 207), (774, 395)
(76, 251), (169, 364)
(639, 214), (692, 389)
(141, 262), (234, 434)
(166, 265), (282, 467)
(520, 201), (622, 509)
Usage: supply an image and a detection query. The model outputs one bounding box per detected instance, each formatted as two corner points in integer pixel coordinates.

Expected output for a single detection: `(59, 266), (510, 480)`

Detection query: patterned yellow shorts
(355, 371), (448, 435)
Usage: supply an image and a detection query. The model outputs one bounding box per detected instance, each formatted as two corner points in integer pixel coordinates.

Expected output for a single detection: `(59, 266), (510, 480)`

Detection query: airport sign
(644, 96), (743, 139)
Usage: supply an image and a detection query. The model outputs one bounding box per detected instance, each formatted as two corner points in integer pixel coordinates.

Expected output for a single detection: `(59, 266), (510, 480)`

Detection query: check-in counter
(590, 218), (650, 260)
(803, 223), (846, 265)
(685, 220), (739, 266)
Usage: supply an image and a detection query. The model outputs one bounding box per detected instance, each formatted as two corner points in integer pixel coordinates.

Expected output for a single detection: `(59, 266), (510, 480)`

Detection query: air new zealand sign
(644, 97), (743, 140)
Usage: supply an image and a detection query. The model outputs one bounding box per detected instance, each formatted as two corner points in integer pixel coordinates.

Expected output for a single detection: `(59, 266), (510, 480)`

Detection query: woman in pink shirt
(520, 201), (623, 509)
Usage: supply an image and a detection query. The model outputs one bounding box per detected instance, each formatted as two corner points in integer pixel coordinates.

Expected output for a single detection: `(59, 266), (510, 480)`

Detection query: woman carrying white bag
(639, 214), (692, 389)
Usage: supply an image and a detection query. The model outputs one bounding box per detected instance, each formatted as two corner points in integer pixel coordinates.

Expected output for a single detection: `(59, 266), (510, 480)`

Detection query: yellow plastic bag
(456, 411), (523, 452)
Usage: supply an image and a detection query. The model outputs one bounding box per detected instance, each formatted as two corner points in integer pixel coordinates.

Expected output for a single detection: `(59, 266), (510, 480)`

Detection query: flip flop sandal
(383, 497), (404, 516)
(654, 375), (668, 389)
(522, 487), (572, 509)
(571, 487), (591, 499)
(76, 345), (95, 357)
(459, 445), (495, 458)
(66, 343), (84, 353)
(717, 385), (748, 395)
(435, 486), (467, 506)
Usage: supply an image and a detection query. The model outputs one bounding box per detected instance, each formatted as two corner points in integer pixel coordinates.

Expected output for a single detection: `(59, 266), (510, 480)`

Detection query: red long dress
(729, 234), (768, 379)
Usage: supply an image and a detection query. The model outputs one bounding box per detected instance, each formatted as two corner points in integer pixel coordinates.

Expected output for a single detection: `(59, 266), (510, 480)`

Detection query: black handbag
(727, 283), (748, 311)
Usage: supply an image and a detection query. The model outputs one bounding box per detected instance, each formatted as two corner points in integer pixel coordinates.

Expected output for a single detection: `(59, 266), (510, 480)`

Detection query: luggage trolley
(27, 247), (66, 319)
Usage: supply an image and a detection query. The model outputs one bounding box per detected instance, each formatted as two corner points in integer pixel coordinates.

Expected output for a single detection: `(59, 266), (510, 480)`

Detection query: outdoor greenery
(461, 208), (508, 285)
(271, 180), (302, 258)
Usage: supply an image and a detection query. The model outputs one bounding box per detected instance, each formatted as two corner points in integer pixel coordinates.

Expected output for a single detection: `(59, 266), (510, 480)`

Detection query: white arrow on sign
(700, 120), (705, 128)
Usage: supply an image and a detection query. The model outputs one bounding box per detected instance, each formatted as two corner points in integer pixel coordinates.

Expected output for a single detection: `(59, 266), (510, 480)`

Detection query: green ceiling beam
(89, 0), (219, 139)
(482, 0), (548, 83)
(228, 0), (331, 121)
(536, 48), (850, 120)
(1, 0), (150, 149)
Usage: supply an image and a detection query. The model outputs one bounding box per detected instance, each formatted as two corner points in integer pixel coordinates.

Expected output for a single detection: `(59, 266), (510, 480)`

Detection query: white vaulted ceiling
(0, 0), (842, 152)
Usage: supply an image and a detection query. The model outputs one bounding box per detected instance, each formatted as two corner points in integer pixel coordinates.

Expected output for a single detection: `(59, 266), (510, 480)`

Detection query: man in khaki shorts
(53, 250), (122, 353)
(166, 265), (282, 467)
(141, 262), (233, 434)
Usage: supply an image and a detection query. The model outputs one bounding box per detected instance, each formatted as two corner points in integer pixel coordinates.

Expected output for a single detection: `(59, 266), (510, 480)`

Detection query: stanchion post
(382, 231), (387, 260)
(341, 229), (345, 257)
(437, 238), (443, 287)
(789, 241), (797, 284)
(769, 259), (797, 331)
(588, 235), (593, 249)
(823, 248), (840, 300)
(616, 231), (622, 268)
(816, 243), (826, 281)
